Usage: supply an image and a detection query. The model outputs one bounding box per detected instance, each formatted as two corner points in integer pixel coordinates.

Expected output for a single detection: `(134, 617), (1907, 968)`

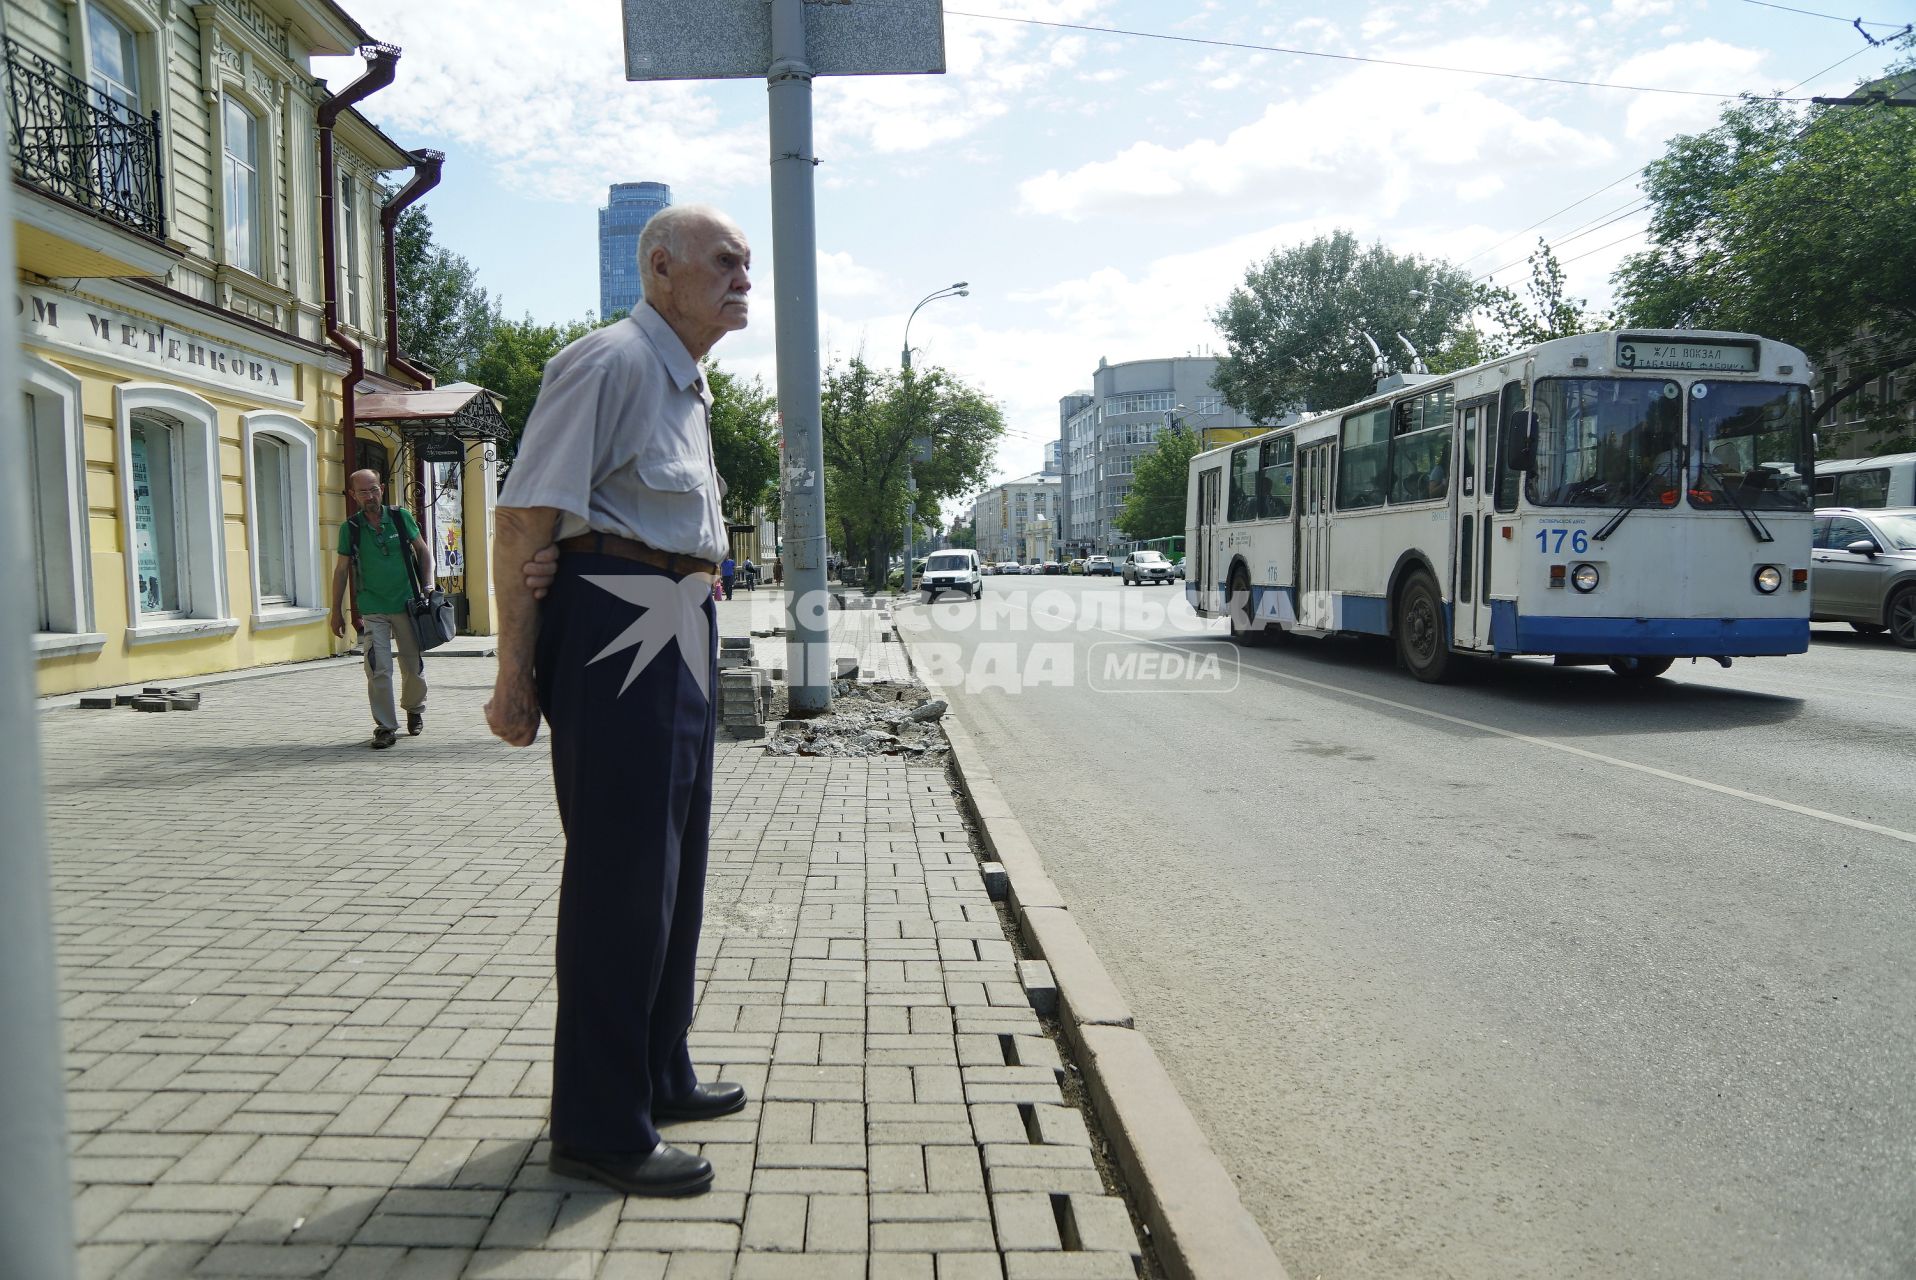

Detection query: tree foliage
(1612, 51), (1916, 437)
(819, 356), (1004, 582)
(1479, 239), (1604, 354)
(393, 205), (498, 380)
(1115, 425), (1200, 542)
(1211, 230), (1481, 419)
(706, 362), (779, 524)
(464, 314), (606, 473)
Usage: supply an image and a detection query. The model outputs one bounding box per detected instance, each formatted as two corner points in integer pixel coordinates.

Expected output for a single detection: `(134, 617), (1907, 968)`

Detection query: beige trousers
(362, 612), (427, 732)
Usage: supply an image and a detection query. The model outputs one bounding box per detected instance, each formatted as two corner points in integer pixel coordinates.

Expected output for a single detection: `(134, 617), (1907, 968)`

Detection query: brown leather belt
(556, 532), (718, 577)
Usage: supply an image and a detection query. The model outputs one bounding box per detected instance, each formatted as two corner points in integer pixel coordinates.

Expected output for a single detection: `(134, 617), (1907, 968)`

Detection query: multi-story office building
(1057, 356), (1265, 555)
(12, 0), (501, 696)
(598, 181), (671, 319)
(971, 474), (1061, 565)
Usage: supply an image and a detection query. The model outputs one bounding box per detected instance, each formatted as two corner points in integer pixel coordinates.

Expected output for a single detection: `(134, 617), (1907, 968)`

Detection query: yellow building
(11, 0), (495, 697)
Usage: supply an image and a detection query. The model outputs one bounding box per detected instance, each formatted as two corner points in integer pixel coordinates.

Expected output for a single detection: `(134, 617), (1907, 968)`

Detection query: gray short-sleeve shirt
(497, 304), (729, 561)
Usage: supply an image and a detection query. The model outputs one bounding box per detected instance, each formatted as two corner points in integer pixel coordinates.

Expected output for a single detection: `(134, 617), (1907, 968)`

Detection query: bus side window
(1495, 380), (1524, 512)
(1259, 435), (1294, 519)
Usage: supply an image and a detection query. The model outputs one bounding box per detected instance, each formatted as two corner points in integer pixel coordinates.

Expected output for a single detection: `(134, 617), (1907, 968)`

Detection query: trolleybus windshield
(1530, 377), (1683, 508)
(1687, 382), (1812, 511)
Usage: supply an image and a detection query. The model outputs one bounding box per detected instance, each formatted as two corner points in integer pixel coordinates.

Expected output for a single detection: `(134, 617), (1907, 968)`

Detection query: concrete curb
(897, 623), (1290, 1280)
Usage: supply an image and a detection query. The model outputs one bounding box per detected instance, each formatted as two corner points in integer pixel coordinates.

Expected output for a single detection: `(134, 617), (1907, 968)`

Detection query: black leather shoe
(653, 1081), (748, 1123)
(548, 1141), (712, 1196)
(407, 709), (424, 736)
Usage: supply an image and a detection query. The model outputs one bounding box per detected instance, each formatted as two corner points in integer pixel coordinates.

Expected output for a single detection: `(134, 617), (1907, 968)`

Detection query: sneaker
(407, 710), (424, 737)
(371, 727), (397, 749)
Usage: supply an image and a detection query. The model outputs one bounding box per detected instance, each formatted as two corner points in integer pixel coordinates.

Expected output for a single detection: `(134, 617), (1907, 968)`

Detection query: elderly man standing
(485, 205), (751, 1197)
(329, 469), (433, 749)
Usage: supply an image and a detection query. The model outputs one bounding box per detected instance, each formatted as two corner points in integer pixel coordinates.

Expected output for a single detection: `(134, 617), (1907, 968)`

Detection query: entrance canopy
(355, 381), (509, 460)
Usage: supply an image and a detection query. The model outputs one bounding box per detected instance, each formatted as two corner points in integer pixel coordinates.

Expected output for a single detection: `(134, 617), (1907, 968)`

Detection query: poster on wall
(130, 432), (163, 612)
(432, 461), (464, 580)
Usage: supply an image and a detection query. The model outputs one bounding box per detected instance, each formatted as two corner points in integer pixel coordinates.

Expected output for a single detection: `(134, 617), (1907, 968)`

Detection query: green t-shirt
(338, 506), (421, 616)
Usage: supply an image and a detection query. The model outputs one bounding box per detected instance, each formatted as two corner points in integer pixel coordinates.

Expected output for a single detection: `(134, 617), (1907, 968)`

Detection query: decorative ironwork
(4, 37), (166, 241)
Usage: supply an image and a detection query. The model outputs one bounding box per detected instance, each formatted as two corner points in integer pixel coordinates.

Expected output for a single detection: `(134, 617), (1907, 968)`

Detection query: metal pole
(769, 0), (830, 711)
(0, 148), (77, 1280)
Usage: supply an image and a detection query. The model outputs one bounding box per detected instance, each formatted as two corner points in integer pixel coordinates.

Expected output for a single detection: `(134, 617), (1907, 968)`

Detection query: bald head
(347, 468), (384, 516)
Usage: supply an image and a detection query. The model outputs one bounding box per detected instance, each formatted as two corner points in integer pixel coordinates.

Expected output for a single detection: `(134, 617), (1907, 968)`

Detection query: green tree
(464, 314), (604, 472)
(393, 205), (498, 380)
(945, 519), (976, 550)
(1115, 425), (1201, 542)
(706, 362), (779, 524)
(820, 356), (1003, 588)
(1480, 239), (1604, 353)
(1211, 230), (1480, 419)
(1613, 50), (1916, 440)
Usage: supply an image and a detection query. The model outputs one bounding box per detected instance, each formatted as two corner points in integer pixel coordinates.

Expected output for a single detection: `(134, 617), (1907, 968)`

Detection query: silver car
(1811, 507), (1916, 647)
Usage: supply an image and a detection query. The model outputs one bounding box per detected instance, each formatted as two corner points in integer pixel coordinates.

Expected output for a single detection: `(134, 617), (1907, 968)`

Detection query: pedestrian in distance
(329, 469), (433, 749)
(485, 203), (752, 1199)
(720, 553), (736, 600)
(773, 558), (783, 585)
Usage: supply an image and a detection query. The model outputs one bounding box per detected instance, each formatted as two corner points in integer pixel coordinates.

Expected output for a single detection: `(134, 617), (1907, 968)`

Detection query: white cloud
(1019, 37), (1611, 222)
(1610, 0), (1675, 17)
(1606, 39), (1769, 139)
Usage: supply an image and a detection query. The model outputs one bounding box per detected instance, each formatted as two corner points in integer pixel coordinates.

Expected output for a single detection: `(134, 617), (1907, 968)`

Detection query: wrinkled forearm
(494, 505), (560, 679)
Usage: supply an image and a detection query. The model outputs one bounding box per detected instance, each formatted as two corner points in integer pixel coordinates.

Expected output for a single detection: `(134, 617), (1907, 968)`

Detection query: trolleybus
(1186, 330), (1816, 682)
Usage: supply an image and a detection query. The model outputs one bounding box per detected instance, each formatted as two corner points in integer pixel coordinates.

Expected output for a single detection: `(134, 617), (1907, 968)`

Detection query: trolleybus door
(1195, 466), (1222, 614)
(1296, 442), (1335, 630)
(1452, 400), (1494, 647)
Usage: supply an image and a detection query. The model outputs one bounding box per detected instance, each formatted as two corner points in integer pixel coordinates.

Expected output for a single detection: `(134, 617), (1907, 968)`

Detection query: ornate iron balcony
(4, 36), (166, 241)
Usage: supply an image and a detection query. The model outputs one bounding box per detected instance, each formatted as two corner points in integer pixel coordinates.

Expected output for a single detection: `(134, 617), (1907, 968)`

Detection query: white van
(1815, 452), (1916, 510)
(920, 549), (982, 600)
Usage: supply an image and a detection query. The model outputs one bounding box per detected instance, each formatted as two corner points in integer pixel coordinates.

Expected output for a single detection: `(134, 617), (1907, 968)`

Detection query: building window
(340, 175), (361, 328)
(86, 2), (141, 110)
(242, 413), (320, 623)
(116, 385), (232, 641)
(1195, 396), (1225, 415)
(23, 362), (96, 653)
(130, 417), (186, 615)
(252, 436), (291, 602)
(222, 95), (260, 273)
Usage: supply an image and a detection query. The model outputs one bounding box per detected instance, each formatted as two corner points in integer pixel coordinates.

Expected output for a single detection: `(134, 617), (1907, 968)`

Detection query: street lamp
(900, 282), (969, 592)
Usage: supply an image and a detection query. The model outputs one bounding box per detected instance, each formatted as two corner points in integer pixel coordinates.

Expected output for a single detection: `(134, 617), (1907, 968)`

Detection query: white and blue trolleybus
(1185, 330), (1816, 682)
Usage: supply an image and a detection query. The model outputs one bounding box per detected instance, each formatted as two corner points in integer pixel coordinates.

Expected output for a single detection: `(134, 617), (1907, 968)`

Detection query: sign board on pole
(623, 0), (945, 80)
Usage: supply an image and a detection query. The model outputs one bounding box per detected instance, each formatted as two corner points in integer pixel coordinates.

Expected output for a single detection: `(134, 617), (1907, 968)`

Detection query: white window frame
(339, 172), (361, 329)
(22, 358), (103, 658)
(220, 93), (262, 275)
(240, 412), (323, 629)
(114, 384), (235, 644)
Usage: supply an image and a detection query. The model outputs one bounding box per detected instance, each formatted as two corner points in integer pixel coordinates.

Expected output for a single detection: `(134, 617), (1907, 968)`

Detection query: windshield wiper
(1698, 464), (1774, 543)
(1593, 468), (1667, 542)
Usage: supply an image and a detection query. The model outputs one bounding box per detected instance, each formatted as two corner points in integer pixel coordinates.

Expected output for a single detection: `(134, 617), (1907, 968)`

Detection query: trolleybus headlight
(1753, 565), (1782, 594)
(1571, 563), (1600, 593)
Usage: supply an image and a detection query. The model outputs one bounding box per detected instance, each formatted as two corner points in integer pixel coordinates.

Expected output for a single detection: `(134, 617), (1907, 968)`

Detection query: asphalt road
(899, 574), (1916, 1280)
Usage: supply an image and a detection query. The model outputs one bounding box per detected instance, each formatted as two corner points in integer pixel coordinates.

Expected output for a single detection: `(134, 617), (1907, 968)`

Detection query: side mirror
(1502, 411), (1537, 473)
(1845, 539), (1881, 557)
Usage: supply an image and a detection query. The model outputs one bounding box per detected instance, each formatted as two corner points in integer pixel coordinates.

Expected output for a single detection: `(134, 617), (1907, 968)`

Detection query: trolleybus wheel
(1228, 568), (1265, 647)
(1607, 656), (1674, 679)
(1394, 571), (1452, 682)
(1889, 585), (1916, 649)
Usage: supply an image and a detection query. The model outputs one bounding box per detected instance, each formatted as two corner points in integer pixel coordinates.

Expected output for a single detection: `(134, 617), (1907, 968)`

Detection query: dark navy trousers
(535, 553), (716, 1153)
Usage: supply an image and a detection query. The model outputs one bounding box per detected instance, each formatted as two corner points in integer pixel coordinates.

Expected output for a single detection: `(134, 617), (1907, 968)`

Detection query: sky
(315, 0), (1910, 489)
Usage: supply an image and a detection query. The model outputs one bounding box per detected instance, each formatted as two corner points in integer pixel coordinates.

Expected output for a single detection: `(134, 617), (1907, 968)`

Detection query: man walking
(329, 469), (432, 749)
(485, 204), (750, 1198)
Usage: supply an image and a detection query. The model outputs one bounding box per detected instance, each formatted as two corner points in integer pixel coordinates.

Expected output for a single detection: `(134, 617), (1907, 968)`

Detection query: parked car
(994, 561), (1022, 576)
(1083, 555), (1116, 576)
(1068, 559), (1086, 575)
(1042, 561), (1064, 575)
(921, 549), (982, 600)
(1122, 550), (1176, 585)
(1811, 507), (1916, 647)
(1173, 557), (1187, 580)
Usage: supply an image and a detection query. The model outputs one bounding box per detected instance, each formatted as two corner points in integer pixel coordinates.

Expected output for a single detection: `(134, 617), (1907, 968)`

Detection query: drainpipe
(381, 148), (443, 391)
(317, 42), (400, 484)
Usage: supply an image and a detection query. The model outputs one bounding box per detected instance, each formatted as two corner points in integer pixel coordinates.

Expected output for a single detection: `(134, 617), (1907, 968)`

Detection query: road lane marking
(952, 591), (1916, 849)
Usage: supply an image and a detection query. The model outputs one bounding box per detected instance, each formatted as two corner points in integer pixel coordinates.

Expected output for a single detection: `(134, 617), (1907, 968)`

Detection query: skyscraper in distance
(598, 181), (672, 320)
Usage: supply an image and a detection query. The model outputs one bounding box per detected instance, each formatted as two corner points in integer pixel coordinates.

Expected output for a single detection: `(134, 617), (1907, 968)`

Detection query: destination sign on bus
(1615, 336), (1760, 373)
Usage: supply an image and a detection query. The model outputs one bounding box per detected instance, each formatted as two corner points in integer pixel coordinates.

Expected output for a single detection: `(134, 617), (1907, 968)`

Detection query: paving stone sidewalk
(38, 608), (1142, 1279)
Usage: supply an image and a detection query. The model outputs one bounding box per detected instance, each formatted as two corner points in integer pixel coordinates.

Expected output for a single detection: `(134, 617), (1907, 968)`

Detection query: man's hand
(329, 609), (349, 639)
(524, 544), (561, 599)
(485, 671), (541, 747)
